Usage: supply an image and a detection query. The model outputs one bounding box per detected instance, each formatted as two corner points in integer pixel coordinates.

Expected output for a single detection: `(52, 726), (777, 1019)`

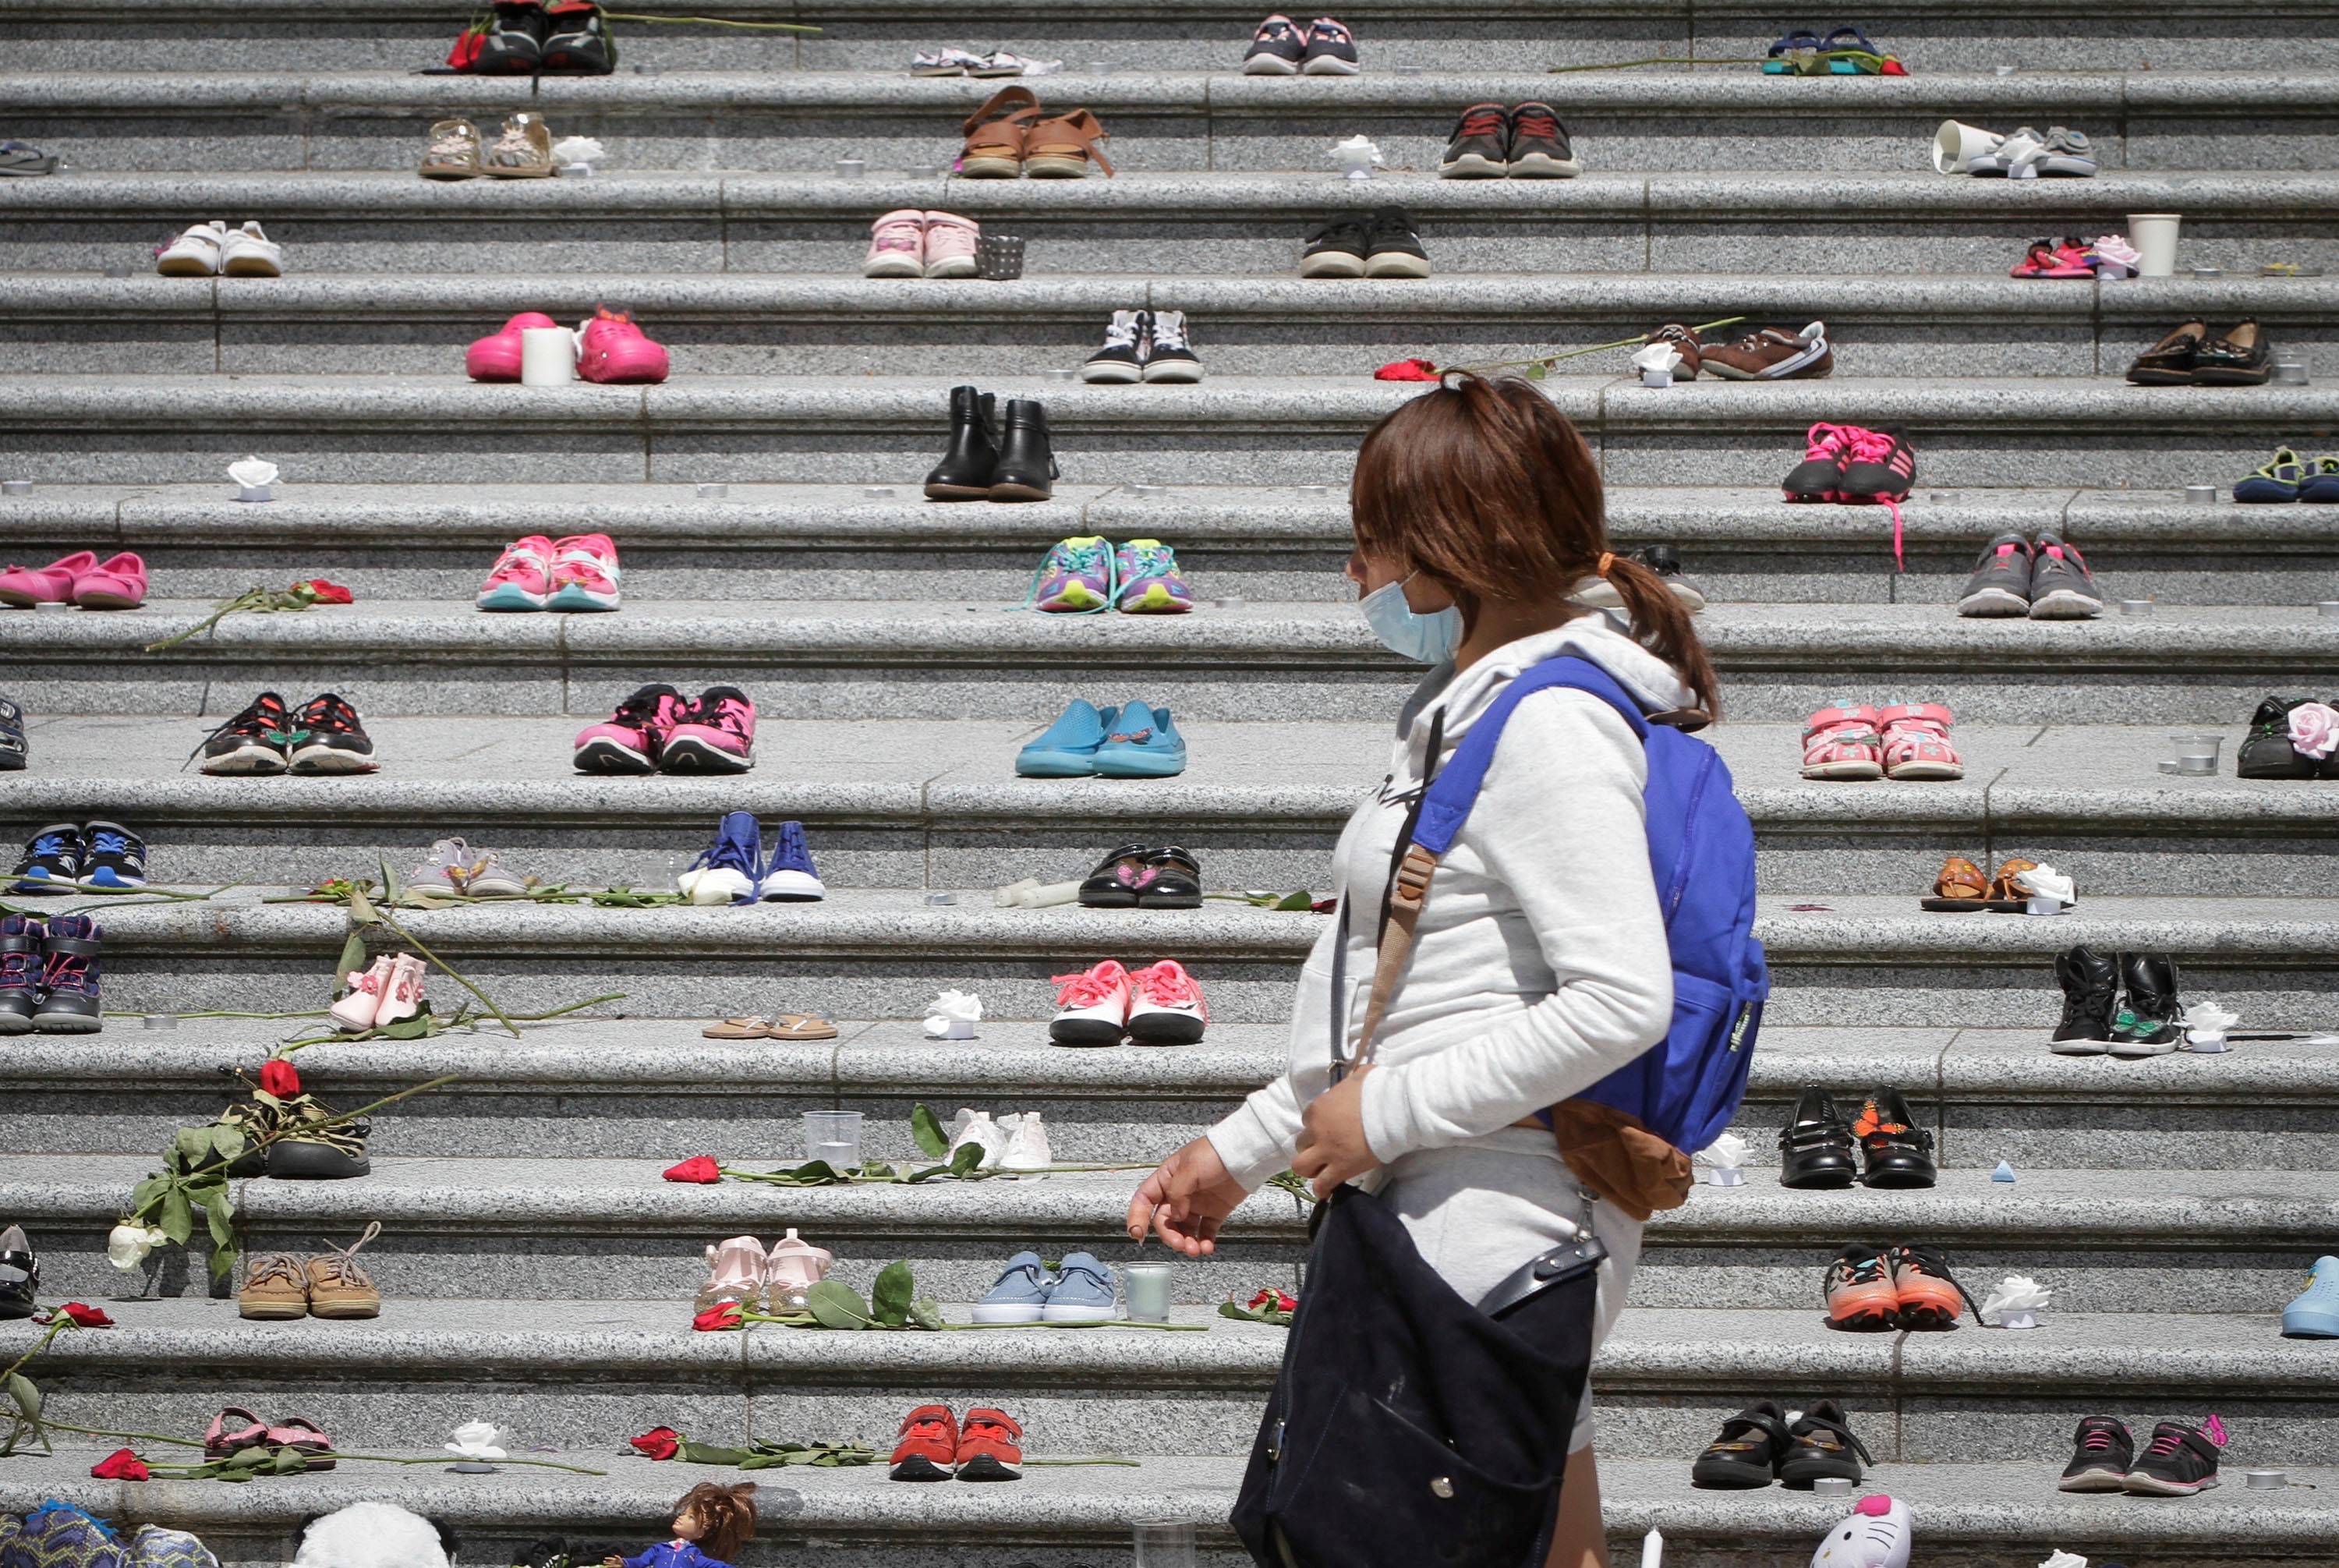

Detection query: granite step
(5, 1019), (2334, 1170)
(5, 1152), (2333, 1309)
(4, 715), (2332, 895)
(11, 69), (2337, 177)
(10, 271), (2336, 382)
(2, 482), (2332, 606)
(5, 168), (2337, 276)
(3, 594), (2334, 723)
(3, 1297), (2330, 1467)
(1, 1450), (2335, 1568)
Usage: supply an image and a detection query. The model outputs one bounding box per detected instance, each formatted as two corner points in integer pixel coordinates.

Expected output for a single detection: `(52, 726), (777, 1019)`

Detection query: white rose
(107, 1222), (165, 1270)
(445, 1420), (511, 1460)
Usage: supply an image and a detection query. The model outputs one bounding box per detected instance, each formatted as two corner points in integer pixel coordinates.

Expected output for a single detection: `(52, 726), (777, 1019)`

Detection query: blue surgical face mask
(1359, 574), (1463, 665)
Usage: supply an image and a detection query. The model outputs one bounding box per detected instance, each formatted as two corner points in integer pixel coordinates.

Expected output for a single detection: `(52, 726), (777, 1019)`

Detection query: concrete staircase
(3, 0), (2338, 1563)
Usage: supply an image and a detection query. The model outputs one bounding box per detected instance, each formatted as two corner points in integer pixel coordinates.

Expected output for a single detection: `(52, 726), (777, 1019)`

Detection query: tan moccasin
(306, 1221), (382, 1319)
(239, 1251), (310, 1320)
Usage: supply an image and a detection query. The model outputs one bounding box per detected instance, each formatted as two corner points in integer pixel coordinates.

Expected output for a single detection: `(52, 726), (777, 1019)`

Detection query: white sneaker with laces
(1127, 958), (1208, 1044)
(1049, 958), (1132, 1044)
(218, 220), (284, 278)
(947, 1108), (1009, 1169)
(1000, 1111), (1053, 1170)
(157, 221), (229, 277)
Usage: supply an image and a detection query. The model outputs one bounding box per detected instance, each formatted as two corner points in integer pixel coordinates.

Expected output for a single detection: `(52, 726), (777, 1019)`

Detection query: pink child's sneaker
(477, 534), (555, 611)
(573, 682), (688, 774)
(660, 685), (756, 773)
(544, 533), (621, 612)
(863, 209), (928, 278)
(922, 211), (980, 278)
(465, 311), (559, 381)
(0, 550), (96, 607)
(72, 551), (146, 610)
(575, 307), (669, 384)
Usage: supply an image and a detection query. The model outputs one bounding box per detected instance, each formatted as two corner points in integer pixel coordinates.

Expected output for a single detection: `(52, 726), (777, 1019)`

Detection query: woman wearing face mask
(1126, 373), (1720, 1568)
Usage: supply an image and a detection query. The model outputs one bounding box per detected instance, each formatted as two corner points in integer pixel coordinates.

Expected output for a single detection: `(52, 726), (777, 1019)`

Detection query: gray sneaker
(2028, 533), (2104, 619)
(1956, 533), (2033, 617)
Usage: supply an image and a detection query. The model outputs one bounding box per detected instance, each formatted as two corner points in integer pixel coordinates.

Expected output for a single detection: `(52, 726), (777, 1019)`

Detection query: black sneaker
(1689, 1400), (1789, 1488)
(196, 691), (292, 776)
(1852, 1087), (1936, 1189)
(8, 823), (81, 895)
(539, 0), (616, 73)
(266, 1093), (373, 1179)
(2111, 952), (2183, 1053)
(1300, 215), (1368, 278)
(1299, 16), (1359, 75)
(1776, 1400), (1874, 1489)
(2238, 695), (2319, 778)
(0, 694), (24, 771)
(1777, 1085), (1858, 1189)
(1438, 101), (1510, 179)
(2026, 533), (2103, 619)
(1955, 533), (2033, 618)
(1081, 309), (1148, 384)
(1142, 310), (1203, 383)
(1363, 206), (1429, 278)
(472, 0), (547, 73)
(0, 1223), (36, 1320)
(2121, 1416), (2224, 1496)
(2058, 1416), (2135, 1492)
(1242, 12), (1306, 73)
(77, 820), (147, 892)
(2050, 944), (2120, 1050)
(286, 693), (379, 775)
(1505, 101), (1580, 177)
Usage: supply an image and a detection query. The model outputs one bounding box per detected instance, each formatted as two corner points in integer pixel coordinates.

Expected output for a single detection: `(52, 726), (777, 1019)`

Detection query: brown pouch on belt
(1545, 1099), (1692, 1223)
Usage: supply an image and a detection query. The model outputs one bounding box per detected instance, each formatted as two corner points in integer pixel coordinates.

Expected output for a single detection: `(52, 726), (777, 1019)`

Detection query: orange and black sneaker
(954, 1406), (1024, 1481)
(1851, 1087), (1936, 1189)
(1823, 1243), (1899, 1331)
(888, 1403), (959, 1481)
(1890, 1242), (1979, 1331)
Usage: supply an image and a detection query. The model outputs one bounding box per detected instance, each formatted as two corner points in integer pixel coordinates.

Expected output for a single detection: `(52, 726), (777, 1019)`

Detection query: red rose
(1247, 1289), (1297, 1314)
(257, 1059), (301, 1098)
(302, 579), (354, 604)
(52, 1302), (114, 1327)
(692, 1302), (744, 1332)
(663, 1156), (721, 1184)
(1372, 358), (1442, 383)
(90, 1449), (149, 1481)
(629, 1427), (681, 1460)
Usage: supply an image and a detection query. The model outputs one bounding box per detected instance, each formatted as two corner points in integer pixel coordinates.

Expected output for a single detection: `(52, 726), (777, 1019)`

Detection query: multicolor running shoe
(1018, 535), (1116, 614)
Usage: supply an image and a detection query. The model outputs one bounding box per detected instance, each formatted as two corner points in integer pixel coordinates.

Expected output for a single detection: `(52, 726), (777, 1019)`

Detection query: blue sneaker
(758, 819), (826, 902)
(973, 1251), (1054, 1323)
(1095, 698), (1185, 779)
(8, 823), (80, 895)
(2283, 1255), (2339, 1338)
(77, 821), (147, 892)
(1042, 1251), (1119, 1322)
(1016, 698), (1114, 777)
(678, 810), (762, 906)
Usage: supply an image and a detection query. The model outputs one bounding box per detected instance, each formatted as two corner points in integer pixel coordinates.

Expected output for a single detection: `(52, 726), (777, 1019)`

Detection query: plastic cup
(801, 1110), (864, 1166)
(2127, 213), (2182, 277)
(2173, 734), (2222, 774)
(1132, 1519), (1196, 1568)
(1120, 1261), (1173, 1322)
(520, 326), (578, 385)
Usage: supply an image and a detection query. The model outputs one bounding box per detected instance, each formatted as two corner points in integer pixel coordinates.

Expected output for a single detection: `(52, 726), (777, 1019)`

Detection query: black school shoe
(2058, 1416), (2135, 1492)
(196, 691), (293, 775)
(1778, 1085), (1859, 1189)
(1300, 215), (1368, 278)
(1078, 844), (1152, 906)
(1852, 1087), (1936, 1188)
(2237, 695), (2320, 778)
(2122, 1415), (2225, 1496)
(0, 1223), (37, 1319)
(2126, 320), (2206, 386)
(1363, 206), (1430, 278)
(0, 694), (25, 770)
(1690, 1400), (1791, 1488)
(287, 693), (379, 774)
(1777, 1400), (1874, 1488)
(1077, 844), (1204, 908)
(2193, 319), (2271, 386)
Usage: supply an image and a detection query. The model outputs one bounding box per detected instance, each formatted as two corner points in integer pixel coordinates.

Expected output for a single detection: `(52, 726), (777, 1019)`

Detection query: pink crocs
(922, 211), (980, 278)
(72, 551), (146, 610)
(465, 311), (559, 381)
(576, 307), (669, 384)
(1879, 702), (1963, 781)
(0, 550), (95, 607)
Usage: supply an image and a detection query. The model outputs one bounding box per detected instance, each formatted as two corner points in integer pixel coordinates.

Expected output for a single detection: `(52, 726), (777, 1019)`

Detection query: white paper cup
(1933, 120), (2004, 174)
(2128, 214), (2182, 277)
(520, 326), (578, 385)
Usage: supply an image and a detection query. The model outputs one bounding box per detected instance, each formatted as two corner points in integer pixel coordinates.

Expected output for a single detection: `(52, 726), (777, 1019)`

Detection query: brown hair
(1350, 371), (1719, 716)
(674, 1483), (755, 1563)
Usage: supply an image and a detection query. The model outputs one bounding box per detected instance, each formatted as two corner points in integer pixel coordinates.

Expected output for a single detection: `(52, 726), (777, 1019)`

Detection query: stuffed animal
(1810, 1495), (1912, 1568)
(600, 1485), (755, 1568)
(292, 1504), (458, 1568)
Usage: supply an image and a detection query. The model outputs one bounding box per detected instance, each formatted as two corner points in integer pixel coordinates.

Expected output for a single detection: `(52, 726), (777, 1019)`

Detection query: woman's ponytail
(1598, 553), (1721, 720)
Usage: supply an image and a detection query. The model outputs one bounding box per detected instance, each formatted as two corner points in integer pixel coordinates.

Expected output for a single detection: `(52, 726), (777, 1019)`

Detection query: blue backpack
(1403, 655), (1768, 1153)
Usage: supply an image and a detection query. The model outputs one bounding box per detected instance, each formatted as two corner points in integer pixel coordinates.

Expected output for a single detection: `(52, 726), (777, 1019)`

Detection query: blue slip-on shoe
(2283, 1255), (2339, 1338)
(1041, 1251), (1119, 1322)
(678, 810), (763, 906)
(1016, 698), (1114, 777)
(972, 1251), (1055, 1323)
(759, 818), (826, 902)
(2235, 447), (2307, 502)
(1094, 698), (1186, 779)
(2300, 455), (2339, 504)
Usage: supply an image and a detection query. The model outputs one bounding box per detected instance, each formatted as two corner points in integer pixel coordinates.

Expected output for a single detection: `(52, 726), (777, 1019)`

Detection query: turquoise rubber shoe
(1016, 698), (1113, 777)
(2283, 1255), (2339, 1338)
(1095, 698), (1186, 779)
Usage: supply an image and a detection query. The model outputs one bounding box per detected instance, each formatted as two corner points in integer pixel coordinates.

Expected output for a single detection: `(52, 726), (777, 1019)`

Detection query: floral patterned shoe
(1801, 703), (1883, 780)
(1879, 702), (1963, 780)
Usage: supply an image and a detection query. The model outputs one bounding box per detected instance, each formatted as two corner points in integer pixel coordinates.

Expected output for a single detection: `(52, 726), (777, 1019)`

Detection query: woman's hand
(1126, 1137), (1248, 1258)
(1292, 1067), (1381, 1198)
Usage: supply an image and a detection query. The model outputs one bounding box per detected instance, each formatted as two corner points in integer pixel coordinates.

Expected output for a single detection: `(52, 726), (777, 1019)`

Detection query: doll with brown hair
(600, 1483), (755, 1568)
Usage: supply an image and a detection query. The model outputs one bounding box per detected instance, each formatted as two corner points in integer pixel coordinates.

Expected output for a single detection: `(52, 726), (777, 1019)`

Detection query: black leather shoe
(989, 398), (1058, 501)
(1778, 1085), (1858, 1189)
(1077, 844), (1150, 908)
(2050, 944), (2120, 1053)
(1854, 1086), (1937, 1188)
(0, 1223), (37, 1319)
(1690, 1400), (1791, 1489)
(924, 384), (1000, 501)
(2238, 696), (2319, 779)
(1776, 1400), (1874, 1488)
(2111, 952), (2184, 1053)
(2194, 318), (2272, 386)
(1139, 845), (1204, 908)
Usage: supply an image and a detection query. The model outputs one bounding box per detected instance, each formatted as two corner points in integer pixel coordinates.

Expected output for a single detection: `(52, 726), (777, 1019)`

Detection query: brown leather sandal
(1984, 857), (2039, 911)
(1024, 108), (1113, 178)
(1919, 855), (1989, 911)
(959, 86), (1042, 178)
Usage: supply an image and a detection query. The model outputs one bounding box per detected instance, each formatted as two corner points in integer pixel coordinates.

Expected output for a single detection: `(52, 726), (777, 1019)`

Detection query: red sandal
(1879, 703), (1963, 780)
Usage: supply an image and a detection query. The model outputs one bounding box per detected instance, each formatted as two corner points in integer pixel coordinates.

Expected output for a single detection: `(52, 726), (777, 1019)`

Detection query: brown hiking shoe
(239, 1251), (310, 1319)
(1643, 323), (1704, 380)
(1699, 320), (1834, 380)
(306, 1221), (383, 1319)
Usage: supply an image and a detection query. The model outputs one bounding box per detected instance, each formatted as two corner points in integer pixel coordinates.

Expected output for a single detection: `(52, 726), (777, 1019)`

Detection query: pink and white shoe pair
(329, 951), (426, 1032)
(476, 533), (621, 611)
(1801, 702), (1964, 782)
(572, 682), (757, 773)
(1047, 957), (1208, 1046)
(697, 1229), (833, 1312)
(863, 210), (981, 278)
(465, 309), (671, 384)
(0, 550), (147, 610)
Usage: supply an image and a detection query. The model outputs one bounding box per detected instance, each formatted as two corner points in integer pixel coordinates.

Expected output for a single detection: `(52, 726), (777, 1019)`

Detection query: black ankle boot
(924, 385), (1000, 501)
(1778, 1085), (1857, 1189)
(2050, 944), (2119, 1052)
(2112, 952), (2184, 1053)
(1854, 1085), (1935, 1189)
(989, 398), (1058, 502)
